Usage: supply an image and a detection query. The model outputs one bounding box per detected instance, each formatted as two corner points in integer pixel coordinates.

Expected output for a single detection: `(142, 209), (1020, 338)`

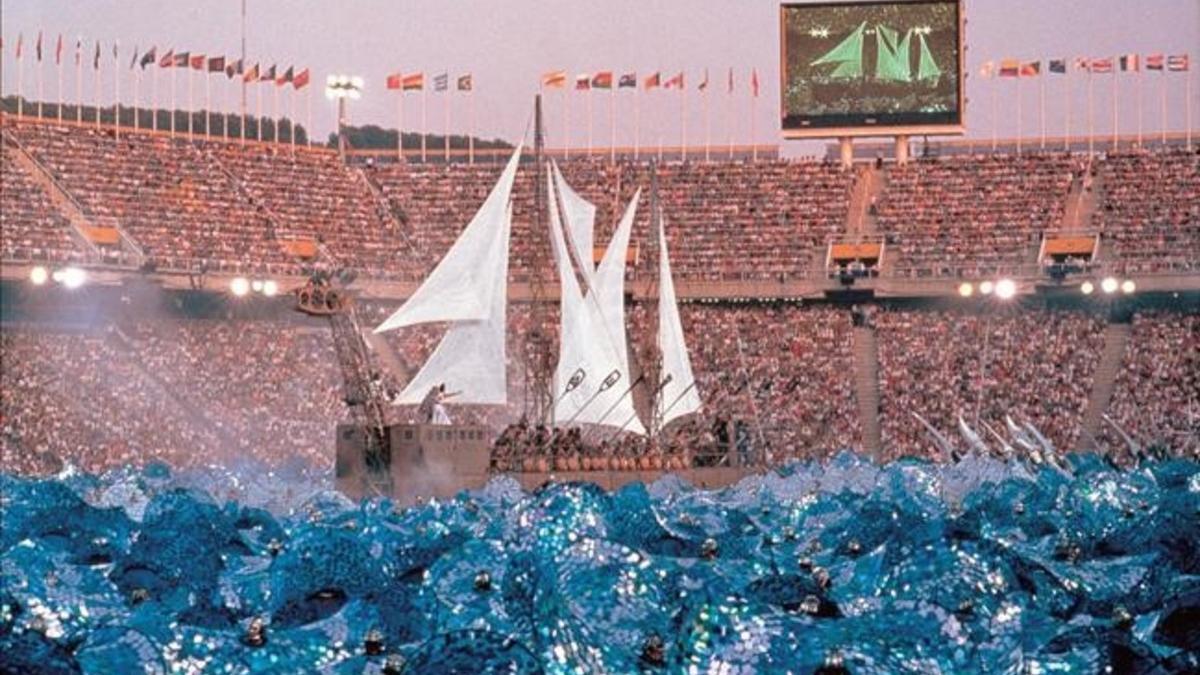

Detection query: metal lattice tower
(523, 94), (555, 425)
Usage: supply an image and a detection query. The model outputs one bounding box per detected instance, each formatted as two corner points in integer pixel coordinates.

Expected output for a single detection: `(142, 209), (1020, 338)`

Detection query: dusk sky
(1, 0), (1196, 155)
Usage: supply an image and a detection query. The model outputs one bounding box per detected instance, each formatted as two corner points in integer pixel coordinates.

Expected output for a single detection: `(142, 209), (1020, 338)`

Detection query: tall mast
(645, 162), (665, 438)
(524, 94), (554, 425)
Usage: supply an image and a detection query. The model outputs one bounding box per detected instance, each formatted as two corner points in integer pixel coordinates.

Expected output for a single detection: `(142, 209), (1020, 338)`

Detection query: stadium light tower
(326, 75), (363, 160)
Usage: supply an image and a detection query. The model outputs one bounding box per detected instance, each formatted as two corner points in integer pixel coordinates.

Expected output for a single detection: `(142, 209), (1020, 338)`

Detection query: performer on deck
(419, 383), (459, 425)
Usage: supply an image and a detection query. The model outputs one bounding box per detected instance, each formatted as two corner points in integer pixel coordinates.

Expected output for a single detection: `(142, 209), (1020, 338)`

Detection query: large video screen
(781, 0), (963, 136)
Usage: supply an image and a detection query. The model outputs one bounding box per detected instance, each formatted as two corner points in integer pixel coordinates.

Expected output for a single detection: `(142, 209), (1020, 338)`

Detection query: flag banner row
(980, 53), (1190, 78)
(385, 72), (472, 92)
(536, 68), (761, 96)
(6, 32), (311, 90)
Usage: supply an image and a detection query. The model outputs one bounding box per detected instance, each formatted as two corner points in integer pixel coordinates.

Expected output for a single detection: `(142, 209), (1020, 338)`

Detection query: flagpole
(306, 86), (312, 147)
(272, 81), (279, 143)
(257, 82), (264, 141)
(1016, 75), (1022, 154)
(704, 82), (711, 162)
(38, 52), (44, 119)
(114, 51), (121, 138)
(1111, 62), (1118, 150)
(1136, 65), (1143, 146)
(609, 85), (616, 163)
(76, 47), (82, 124)
(17, 52), (23, 118)
(152, 64), (158, 132)
(94, 55), (101, 130)
(188, 66), (195, 139)
(444, 85), (450, 163)
(134, 66), (141, 131)
(1160, 68), (1167, 145)
(1087, 68), (1094, 154)
(750, 85), (757, 161)
(587, 86), (593, 156)
(205, 70), (212, 139)
(1064, 68), (1071, 150)
(57, 54), (64, 121)
(1039, 70), (1046, 149)
(563, 88), (569, 161)
(680, 85), (687, 160)
(633, 85), (639, 160)
(728, 73), (735, 159)
(290, 87), (296, 153)
(398, 88), (408, 158)
(469, 87), (476, 164)
(421, 86), (427, 162)
(1187, 67), (1193, 150)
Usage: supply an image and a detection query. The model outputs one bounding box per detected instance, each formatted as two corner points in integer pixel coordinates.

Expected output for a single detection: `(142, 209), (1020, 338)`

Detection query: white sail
(572, 189), (642, 431)
(551, 161), (597, 287)
(656, 214), (703, 428)
(375, 146), (522, 332)
(549, 173), (644, 434)
(376, 146), (521, 404)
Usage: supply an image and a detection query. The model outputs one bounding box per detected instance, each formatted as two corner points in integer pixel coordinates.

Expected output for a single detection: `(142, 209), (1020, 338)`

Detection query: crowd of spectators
(874, 307), (1106, 460)
(1095, 148), (1200, 273)
(0, 144), (84, 263)
(366, 157), (855, 281)
(874, 153), (1080, 277)
(1100, 311), (1198, 456)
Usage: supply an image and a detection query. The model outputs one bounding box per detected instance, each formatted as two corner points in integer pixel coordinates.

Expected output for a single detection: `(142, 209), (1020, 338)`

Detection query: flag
(728, 67), (734, 93)
(999, 59), (1020, 77)
(618, 72), (637, 88)
(190, 53), (206, 70)
(243, 62), (259, 82)
(112, 42), (118, 62)
(260, 64), (276, 81)
(93, 41), (101, 69)
(1073, 57), (1090, 72)
(457, 74), (472, 91)
(276, 66), (293, 85)
(434, 72), (448, 91)
(207, 55), (225, 73)
(541, 70), (566, 88)
(1048, 59), (1067, 74)
(74, 37), (82, 65)
(1090, 58), (1113, 74)
(1145, 54), (1165, 71)
(698, 68), (709, 91)
(1019, 61), (1040, 77)
(575, 73), (591, 90)
(225, 58), (243, 78)
(173, 52), (190, 68)
(591, 71), (613, 89)
(159, 48), (174, 68)
(1119, 54), (1139, 72)
(292, 68), (310, 89)
(386, 72), (402, 90)
(664, 72), (684, 89)
(1167, 54), (1189, 71)
(55, 34), (63, 65)
(402, 73), (424, 90)
(129, 45), (139, 69)
(35, 30), (42, 62)
(14, 32), (21, 60)
(644, 72), (660, 89)
(978, 60), (994, 78)
(751, 68), (760, 97)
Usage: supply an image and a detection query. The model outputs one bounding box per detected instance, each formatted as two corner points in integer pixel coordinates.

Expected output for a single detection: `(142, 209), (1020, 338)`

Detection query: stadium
(1, 0), (1197, 672)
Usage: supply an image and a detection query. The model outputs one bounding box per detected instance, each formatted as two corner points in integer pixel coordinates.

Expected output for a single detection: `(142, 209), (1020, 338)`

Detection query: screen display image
(781, 0), (962, 134)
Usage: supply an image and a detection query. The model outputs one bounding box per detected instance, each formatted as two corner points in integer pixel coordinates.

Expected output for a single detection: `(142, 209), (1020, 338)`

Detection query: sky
(1, 0), (1197, 156)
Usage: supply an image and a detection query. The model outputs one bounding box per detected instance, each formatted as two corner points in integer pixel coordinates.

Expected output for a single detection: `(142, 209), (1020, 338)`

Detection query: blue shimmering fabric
(2, 453), (1198, 674)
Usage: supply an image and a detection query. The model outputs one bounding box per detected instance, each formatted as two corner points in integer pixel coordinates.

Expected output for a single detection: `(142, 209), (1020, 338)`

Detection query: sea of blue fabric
(2, 453), (1197, 674)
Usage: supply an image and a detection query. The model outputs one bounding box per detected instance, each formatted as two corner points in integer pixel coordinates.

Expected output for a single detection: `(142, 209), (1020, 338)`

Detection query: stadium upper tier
(4, 117), (1196, 283)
